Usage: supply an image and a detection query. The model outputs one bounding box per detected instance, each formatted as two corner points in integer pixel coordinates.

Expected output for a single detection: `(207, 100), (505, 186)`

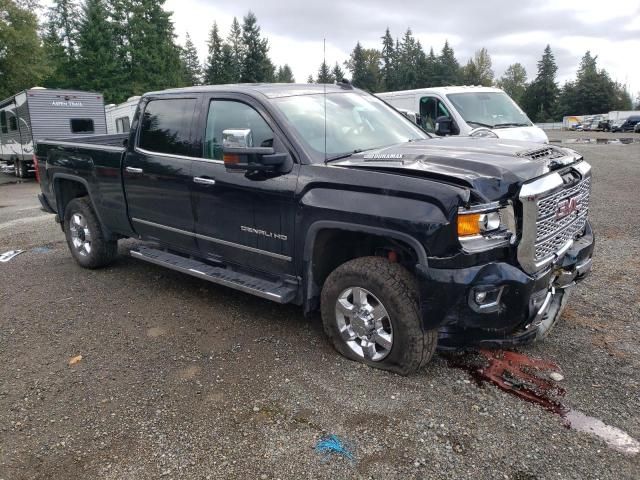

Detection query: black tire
(63, 197), (117, 269)
(321, 257), (438, 376)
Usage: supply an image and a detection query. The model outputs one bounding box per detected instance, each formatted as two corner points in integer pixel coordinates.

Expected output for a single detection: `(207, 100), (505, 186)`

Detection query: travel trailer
(0, 88), (106, 177)
(105, 96), (141, 135)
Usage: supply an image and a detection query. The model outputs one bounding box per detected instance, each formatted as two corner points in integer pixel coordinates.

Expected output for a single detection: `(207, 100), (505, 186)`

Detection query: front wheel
(64, 197), (117, 269)
(321, 257), (438, 376)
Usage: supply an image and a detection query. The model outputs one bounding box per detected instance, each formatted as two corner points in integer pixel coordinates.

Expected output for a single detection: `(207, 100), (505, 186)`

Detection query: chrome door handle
(193, 177), (216, 186)
(126, 166), (143, 174)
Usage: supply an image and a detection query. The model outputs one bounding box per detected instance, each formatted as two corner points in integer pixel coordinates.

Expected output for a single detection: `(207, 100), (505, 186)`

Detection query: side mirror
(435, 116), (452, 136)
(222, 129), (292, 173)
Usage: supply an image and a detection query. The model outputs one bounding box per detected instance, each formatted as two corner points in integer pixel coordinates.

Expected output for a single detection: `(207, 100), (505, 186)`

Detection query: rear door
(123, 96), (199, 253)
(190, 95), (299, 274)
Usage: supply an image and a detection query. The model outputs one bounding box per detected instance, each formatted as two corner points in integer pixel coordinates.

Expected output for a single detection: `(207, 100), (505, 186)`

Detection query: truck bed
(41, 133), (128, 150)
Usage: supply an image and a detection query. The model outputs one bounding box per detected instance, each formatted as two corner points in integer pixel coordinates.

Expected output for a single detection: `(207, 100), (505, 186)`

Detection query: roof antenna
(323, 38), (328, 164)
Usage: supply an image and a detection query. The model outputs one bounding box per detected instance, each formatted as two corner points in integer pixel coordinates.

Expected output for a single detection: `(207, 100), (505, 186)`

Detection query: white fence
(536, 122), (564, 130)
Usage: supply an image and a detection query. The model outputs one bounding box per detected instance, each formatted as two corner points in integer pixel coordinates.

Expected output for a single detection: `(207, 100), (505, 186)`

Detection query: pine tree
(396, 29), (421, 89)
(417, 47), (438, 88)
(307, 74), (314, 84)
(180, 33), (202, 86)
(127, 0), (185, 93)
(346, 42), (380, 92)
(521, 45), (559, 121)
(435, 40), (460, 86)
(332, 63), (345, 83)
(75, 0), (123, 102)
(275, 65), (294, 83)
(496, 63), (528, 105)
(317, 61), (333, 83)
(227, 17), (243, 82)
(41, 19), (69, 88)
(0, 0), (48, 98)
(240, 11), (274, 83)
(380, 27), (396, 91)
(204, 23), (226, 84)
(44, 0), (81, 87)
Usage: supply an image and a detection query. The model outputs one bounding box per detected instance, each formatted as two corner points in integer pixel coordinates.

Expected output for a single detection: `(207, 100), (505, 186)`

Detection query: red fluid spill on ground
(447, 349), (568, 417)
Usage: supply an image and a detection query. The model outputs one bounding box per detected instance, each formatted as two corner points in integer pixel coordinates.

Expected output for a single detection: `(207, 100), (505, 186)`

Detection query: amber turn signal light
(457, 213), (482, 237)
(223, 153), (240, 165)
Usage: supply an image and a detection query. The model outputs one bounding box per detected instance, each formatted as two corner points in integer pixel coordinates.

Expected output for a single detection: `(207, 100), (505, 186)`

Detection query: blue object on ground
(315, 434), (355, 462)
(32, 247), (52, 254)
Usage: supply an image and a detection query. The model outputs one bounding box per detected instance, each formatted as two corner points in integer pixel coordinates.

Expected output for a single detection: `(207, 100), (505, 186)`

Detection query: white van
(377, 86), (548, 143)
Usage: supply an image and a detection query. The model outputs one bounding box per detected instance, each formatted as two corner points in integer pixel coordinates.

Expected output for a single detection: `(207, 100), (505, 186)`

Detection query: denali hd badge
(556, 195), (580, 220)
(362, 153), (404, 160)
(241, 226), (287, 241)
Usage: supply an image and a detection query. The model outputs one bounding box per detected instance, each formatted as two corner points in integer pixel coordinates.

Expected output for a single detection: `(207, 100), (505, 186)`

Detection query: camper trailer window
(9, 116), (18, 131)
(70, 119), (95, 133)
(0, 111), (7, 134)
(116, 116), (130, 133)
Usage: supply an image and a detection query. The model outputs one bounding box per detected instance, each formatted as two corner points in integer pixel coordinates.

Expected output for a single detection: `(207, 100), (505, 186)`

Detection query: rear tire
(321, 257), (438, 376)
(64, 197), (117, 269)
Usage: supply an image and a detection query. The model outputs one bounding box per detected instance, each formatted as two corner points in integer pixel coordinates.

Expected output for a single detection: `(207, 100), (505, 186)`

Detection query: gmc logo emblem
(556, 195), (580, 220)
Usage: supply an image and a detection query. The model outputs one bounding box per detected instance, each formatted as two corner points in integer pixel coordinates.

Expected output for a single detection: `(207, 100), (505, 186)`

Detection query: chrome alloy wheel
(69, 213), (92, 256)
(335, 287), (393, 361)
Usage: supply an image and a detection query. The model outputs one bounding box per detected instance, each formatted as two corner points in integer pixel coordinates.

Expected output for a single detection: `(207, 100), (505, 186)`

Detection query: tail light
(33, 154), (40, 183)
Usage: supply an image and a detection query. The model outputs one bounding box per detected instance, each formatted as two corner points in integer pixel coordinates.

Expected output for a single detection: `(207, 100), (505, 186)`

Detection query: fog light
(475, 291), (487, 303)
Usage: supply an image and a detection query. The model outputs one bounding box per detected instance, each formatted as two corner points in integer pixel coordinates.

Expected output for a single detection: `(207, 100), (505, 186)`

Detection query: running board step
(130, 246), (297, 303)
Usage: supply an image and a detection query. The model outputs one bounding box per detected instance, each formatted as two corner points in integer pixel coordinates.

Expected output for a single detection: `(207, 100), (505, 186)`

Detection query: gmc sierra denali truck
(35, 84), (594, 375)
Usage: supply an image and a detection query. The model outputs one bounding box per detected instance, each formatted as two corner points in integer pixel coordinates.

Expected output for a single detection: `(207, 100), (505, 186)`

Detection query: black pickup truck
(36, 84), (594, 375)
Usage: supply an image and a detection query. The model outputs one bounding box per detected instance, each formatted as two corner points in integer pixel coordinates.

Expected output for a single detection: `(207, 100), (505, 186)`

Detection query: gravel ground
(0, 132), (638, 479)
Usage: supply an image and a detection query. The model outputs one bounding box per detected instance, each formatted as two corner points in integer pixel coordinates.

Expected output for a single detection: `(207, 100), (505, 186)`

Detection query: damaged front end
(418, 158), (595, 349)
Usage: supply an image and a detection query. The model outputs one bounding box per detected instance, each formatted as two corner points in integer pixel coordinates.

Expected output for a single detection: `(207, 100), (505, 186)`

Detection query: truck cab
(377, 86), (549, 143)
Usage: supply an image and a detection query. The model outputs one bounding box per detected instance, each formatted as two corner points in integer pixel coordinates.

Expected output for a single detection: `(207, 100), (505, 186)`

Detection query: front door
(191, 96), (299, 274)
(123, 96), (199, 253)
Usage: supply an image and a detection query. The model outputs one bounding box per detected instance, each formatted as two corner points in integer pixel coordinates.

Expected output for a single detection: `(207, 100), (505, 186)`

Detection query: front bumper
(417, 221), (594, 349)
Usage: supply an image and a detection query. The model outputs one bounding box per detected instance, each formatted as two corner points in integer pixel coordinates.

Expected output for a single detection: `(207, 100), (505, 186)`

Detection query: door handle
(126, 166), (143, 174)
(193, 176), (216, 186)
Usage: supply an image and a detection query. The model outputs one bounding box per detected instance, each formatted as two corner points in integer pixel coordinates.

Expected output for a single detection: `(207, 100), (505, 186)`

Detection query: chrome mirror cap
(222, 129), (253, 148)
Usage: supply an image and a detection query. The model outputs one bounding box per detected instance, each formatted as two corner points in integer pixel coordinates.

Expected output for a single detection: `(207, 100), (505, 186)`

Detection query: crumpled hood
(332, 136), (581, 202)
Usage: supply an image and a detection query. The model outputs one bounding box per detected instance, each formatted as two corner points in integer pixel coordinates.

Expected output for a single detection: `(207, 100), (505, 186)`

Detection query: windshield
(271, 92), (428, 162)
(446, 92), (532, 129)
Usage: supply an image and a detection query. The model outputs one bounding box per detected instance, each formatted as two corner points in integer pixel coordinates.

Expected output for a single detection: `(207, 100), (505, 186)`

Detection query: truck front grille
(517, 162), (592, 274)
(534, 178), (591, 261)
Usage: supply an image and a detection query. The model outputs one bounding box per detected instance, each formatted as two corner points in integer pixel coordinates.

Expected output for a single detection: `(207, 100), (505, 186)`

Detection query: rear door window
(70, 118), (95, 133)
(139, 98), (197, 156)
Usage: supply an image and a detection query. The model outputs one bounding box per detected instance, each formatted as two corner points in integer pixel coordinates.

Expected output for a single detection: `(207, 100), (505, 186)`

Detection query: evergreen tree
(317, 60), (333, 83)
(346, 42), (381, 91)
(75, 0), (123, 101)
(180, 33), (202, 86)
(496, 63), (528, 105)
(240, 11), (274, 83)
(380, 27), (396, 91)
(435, 40), (459, 86)
(396, 29), (422, 90)
(461, 48), (494, 86)
(127, 0), (185, 94)
(227, 17), (243, 82)
(275, 64), (294, 82)
(0, 0), (48, 98)
(521, 45), (559, 121)
(307, 74), (314, 84)
(44, 0), (81, 87)
(204, 22), (226, 84)
(332, 62), (345, 83)
(417, 47), (438, 88)
(41, 19), (69, 88)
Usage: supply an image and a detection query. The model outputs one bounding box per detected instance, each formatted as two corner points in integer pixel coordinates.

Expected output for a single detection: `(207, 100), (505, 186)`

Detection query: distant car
(618, 115), (640, 132)
(597, 120), (611, 132)
(570, 123), (583, 131)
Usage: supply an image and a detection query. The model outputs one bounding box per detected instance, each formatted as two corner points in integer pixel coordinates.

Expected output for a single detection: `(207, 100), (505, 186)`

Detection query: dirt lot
(1, 132), (639, 479)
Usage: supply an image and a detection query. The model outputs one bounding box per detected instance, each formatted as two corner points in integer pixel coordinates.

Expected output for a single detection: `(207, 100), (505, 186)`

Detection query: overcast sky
(166, 0), (640, 97)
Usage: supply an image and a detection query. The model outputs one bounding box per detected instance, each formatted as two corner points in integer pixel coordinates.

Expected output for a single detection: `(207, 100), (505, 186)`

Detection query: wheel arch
(302, 220), (429, 314)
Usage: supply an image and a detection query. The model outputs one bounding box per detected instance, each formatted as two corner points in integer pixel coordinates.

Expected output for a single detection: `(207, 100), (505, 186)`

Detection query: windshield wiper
(466, 120), (495, 129)
(493, 122), (530, 128)
(325, 147), (383, 164)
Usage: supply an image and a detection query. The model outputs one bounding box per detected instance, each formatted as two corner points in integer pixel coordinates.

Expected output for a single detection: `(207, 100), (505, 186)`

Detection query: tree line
(308, 28), (635, 122)
(1, 0), (638, 119)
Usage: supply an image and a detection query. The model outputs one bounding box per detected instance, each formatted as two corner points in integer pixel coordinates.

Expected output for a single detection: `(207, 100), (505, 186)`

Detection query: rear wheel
(64, 197), (117, 268)
(321, 257), (438, 375)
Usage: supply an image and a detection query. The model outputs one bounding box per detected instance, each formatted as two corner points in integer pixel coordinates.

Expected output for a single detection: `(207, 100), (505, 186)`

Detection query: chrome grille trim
(517, 161), (592, 274)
